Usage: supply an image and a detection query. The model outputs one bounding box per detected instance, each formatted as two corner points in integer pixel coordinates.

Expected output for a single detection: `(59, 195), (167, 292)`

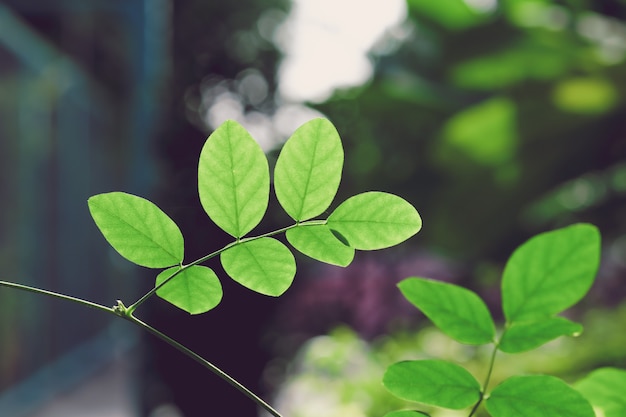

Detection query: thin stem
(1, 219), (329, 417)
(123, 312), (283, 417)
(468, 342), (499, 417)
(0, 280), (115, 315)
(126, 266), (187, 314)
(127, 219), (327, 313)
(0, 280), (284, 417)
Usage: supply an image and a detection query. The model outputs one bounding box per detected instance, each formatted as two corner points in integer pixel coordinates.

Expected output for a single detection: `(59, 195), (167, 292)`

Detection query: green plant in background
(383, 223), (626, 417)
(0, 118), (421, 417)
(269, 305), (626, 417)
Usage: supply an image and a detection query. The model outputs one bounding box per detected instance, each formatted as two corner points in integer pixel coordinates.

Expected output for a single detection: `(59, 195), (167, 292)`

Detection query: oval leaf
(286, 224), (354, 267)
(88, 192), (184, 268)
(327, 192), (422, 250)
(499, 317), (583, 353)
(398, 278), (495, 345)
(502, 223), (600, 323)
(220, 237), (296, 296)
(156, 266), (223, 315)
(274, 118), (343, 221)
(576, 368), (626, 417)
(198, 120), (270, 238)
(486, 375), (595, 417)
(383, 360), (481, 409)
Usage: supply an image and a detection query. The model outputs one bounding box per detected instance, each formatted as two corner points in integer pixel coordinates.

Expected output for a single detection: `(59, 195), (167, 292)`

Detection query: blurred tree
(315, 0), (626, 267)
(265, 0), (626, 378)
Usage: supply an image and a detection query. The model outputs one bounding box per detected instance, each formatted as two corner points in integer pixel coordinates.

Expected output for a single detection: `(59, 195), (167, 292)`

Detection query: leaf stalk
(126, 219), (327, 313)
(468, 342), (499, 417)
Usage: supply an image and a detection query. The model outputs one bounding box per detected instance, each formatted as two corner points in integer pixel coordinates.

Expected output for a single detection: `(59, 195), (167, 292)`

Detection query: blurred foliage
(314, 0), (626, 268)
(272, 304), (626, 417)
(269, 2), (626, 413)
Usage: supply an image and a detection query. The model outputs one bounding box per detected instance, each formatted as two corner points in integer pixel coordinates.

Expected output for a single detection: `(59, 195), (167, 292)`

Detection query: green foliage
(441, 97), (517, 168)
(552, 77), (618, 115)
(274, 306), (626, 417)
(407, 0), (487, 30)
(285, 224), (354, 267)
(197, 119), (270, 238)
(498, 317), (582, 353)
(326, 192), (422, 250)
(399, 278), (495, 345)
(383, 360), (481, 409)
(575, 368), (626, 417)
(486, 375), (595, 417)
(88, 192), (184, 268)
(8, 111), (621, 417)
(502, 223), (600, 323)
(274, 118), (343, 222)
(384, 223), (602, 416)
(89, 118), (420, 315)
(220, 237), (296, 297)
(2, 117), (420, 417)
(156, 266), (222, 315)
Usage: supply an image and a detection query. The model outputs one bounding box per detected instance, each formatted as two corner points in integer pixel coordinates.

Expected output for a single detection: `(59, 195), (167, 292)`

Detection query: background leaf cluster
(383, 224), (603, 416)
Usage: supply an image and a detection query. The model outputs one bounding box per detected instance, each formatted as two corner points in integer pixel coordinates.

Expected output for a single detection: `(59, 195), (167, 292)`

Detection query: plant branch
(0, 280), (116, 315)
(123, 312), (284, 417)
(0, 218), (329, 417)
(126, 219), (327, 313)
(468, 342), (499, 417)
(0, 280), (284, 417)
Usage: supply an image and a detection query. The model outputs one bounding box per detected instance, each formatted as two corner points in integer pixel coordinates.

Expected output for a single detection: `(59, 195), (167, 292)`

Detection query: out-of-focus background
(0, 0), (625, 416)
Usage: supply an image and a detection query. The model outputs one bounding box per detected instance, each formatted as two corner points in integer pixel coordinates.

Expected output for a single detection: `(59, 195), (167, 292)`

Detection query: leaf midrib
(93, 198), (179, 262)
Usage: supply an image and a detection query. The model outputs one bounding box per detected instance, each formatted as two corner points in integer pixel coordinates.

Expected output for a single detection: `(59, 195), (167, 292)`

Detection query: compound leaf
(575, 367), (626, 417)
(286, 224), (354, 267)
(327, 192), (421, 250)
(398, 278), (495, 345)
(274, 118), (343, 221)
(486, 375), (595, 417)
(156, 266), (222, 314)
(499, 317), (583, 353)
(88, 192), (183, 268)
(221, 237), (296, 296)
(383, 359), (481, 409)
(198, 120), (269, 238)
(502, 224), (600, 323)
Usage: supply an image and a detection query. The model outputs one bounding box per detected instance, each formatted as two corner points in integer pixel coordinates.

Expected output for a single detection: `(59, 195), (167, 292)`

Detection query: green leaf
(327, 192), (422, 250)
(408, 0), (488, 30)
(286, 224), (354, 267)
(502, 223), (600, 323)
(486, 375), (595, 417)
(198, 120), (270, 238)
(155, 266), (222, 315)
(441, 97), (517, 167)
(220, 237), (296, 296)
(499, 317), (583, 353)
(553, 77), (617, 115)
(383, 359), (481, 409)
(274, 118), (343, 221)
(398, 278), (495, 345)
(88, 192), (184, 268)
(576, 368), (626, 417)
(384, 411), (430, 417)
